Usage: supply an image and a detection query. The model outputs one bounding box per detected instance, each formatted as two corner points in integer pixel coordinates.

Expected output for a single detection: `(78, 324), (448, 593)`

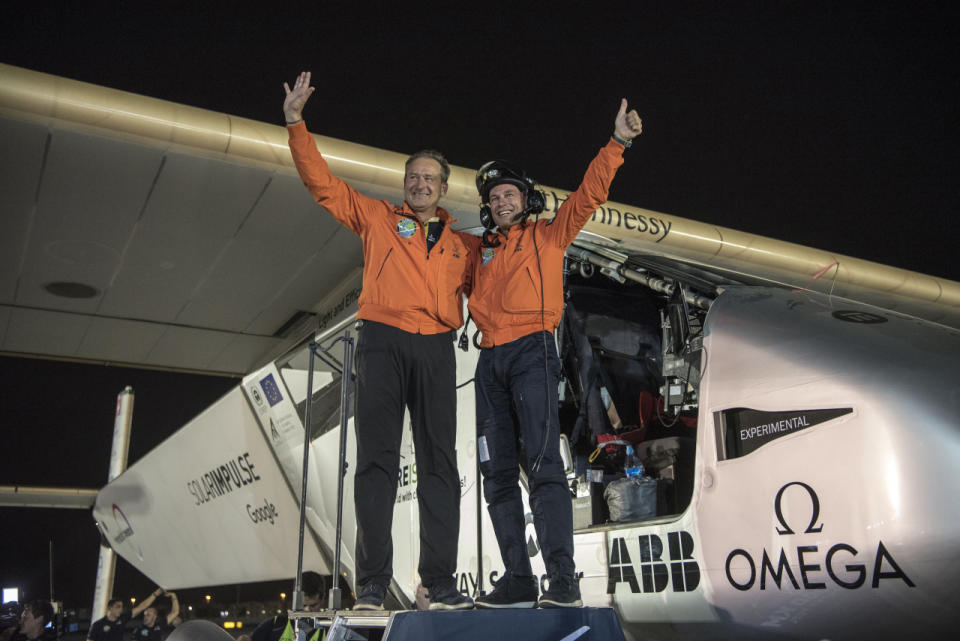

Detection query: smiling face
(487, 182), (527, 229)
(404, 157), (447, 218)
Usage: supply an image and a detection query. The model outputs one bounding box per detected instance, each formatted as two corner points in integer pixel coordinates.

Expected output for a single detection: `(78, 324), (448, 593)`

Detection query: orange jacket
(467, 138), (626, 347)
(288, 122), (476, 334)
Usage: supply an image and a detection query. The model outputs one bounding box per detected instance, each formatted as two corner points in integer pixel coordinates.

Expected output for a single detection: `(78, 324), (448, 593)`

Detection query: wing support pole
(91, 386), (134, 622)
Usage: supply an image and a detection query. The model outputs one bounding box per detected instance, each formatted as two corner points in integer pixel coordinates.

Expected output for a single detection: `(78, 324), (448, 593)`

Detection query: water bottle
(624, 445), (644, 478)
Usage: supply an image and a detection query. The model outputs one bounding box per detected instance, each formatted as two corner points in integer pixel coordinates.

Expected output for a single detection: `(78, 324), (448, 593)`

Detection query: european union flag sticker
(396, 219), (417, 238)
(259, 373), (283, 407)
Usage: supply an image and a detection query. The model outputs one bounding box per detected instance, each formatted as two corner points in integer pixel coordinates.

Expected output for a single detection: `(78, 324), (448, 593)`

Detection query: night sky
(0, 355), (238, 610)
(2, 0), (959, 614)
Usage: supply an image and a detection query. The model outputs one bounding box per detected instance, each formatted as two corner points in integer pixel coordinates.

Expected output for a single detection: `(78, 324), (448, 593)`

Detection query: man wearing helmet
(282, 71), (476, 611)
(468, 100), (643, 609)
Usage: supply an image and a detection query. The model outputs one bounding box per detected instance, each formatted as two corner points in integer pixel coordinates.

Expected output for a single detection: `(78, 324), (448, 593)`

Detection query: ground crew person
(250, 572), (325, 641)
(87, 588), (168, 641)
(468, 100), (643, 608)
(2, 600), (56, 641)
(129, 590), (179, 641)
(282, 71), (475, 611)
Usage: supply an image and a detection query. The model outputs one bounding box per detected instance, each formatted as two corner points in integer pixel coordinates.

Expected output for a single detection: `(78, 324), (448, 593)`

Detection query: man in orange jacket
(282, 71), (475, 611)
(468, 100), (643, 609)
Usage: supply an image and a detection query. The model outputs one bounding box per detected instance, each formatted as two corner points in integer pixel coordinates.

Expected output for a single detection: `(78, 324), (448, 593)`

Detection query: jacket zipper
(435, 246), (446, 313)
(424, 220), (431, 260)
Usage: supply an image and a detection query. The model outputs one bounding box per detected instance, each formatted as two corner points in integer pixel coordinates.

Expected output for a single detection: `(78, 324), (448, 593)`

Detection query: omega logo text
(724, 482), (915, 591)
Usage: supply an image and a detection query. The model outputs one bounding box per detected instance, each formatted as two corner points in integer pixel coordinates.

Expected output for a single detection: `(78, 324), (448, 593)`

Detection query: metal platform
(291, 607), (625, 641)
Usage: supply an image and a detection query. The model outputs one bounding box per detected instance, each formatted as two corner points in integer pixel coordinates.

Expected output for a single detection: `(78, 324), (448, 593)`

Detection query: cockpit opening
(558, 251), (711, 530)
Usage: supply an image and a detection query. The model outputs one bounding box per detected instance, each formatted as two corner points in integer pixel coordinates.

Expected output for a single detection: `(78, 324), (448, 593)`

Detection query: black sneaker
(353, 582), (386, 610)
(538, 575), (582, 608)
(427, 584), (474, 611)
(475, 572), (538, 609)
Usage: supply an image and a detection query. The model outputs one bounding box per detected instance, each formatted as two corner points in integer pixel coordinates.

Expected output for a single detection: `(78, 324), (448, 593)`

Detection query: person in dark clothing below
(468, 100), (643, 609)
(282, 71), (476, 611)
(0, 600), (56, 641)
(87, 599), (129, 641)
(250, 572), (326, 641)
(87, 589), (164, 641)
(129, 590), (179, 641)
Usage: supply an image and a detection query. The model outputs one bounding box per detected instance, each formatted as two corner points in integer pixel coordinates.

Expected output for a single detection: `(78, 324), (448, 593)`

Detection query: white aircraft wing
(8, 64), (960, 636)
(0, 63), (366, 376)
(2, 62), (958, 381)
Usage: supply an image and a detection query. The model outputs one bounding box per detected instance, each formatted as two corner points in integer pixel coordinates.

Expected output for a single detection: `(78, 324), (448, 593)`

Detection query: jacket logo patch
(482, 248), (496, 265)
(396, 219), (417, 238)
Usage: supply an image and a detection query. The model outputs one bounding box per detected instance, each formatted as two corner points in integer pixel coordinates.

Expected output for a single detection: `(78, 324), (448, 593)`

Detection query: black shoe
(475, 572), (538, 609)
(353, 582), (386, 610)
(427, 584), (474, 611)
(538, 575), (582, 608)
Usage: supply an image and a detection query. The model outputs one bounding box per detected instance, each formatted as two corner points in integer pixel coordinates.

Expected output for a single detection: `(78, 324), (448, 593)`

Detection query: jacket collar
(396, 203), (457, 225)
(492, 219), (531, 242)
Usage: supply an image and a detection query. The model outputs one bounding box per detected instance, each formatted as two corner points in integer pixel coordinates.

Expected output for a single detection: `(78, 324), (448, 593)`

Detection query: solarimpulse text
(187, 452), (262, 506)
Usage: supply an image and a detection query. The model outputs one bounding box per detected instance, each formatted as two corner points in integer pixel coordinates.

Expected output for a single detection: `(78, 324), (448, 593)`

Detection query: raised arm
(283, 71), (315, 125)
(551, 98), (643, 247)
(164, 592), (179, 625)
(282, 70), (381, 234)
(131, 588), (162, 618)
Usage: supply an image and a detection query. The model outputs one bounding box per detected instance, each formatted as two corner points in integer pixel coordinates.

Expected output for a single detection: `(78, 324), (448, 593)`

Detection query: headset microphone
(479, 203), (494, 231)
(476, 160), (546, 230)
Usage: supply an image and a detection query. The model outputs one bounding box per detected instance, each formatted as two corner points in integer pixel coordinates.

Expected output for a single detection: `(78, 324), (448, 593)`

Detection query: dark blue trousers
(475, 331), (575, 579)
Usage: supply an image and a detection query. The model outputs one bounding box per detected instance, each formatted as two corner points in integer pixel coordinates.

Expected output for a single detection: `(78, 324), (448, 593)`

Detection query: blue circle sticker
(396, 219), (417, 238)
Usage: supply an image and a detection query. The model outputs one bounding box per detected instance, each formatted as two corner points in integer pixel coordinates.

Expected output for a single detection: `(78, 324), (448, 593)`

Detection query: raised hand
(614, 98), (643, 142)
(283, 71), (315, 124)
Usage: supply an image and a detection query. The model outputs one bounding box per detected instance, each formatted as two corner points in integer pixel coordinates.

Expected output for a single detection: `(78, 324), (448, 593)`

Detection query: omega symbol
(774, 481), (823, 535)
